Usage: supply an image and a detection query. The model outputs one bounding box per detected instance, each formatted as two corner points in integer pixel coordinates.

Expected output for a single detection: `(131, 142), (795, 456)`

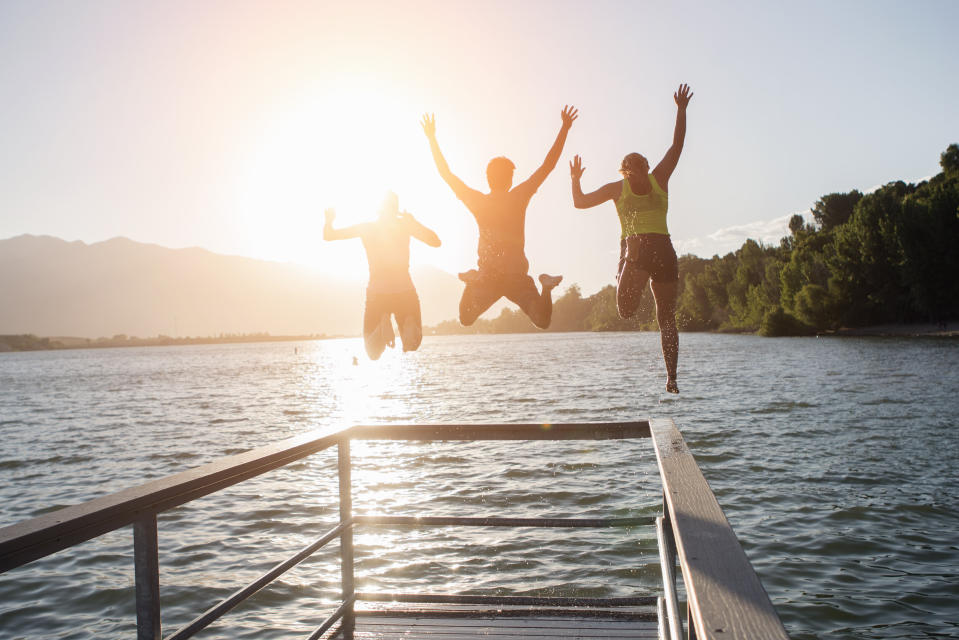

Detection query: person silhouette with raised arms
(570, 84), (693, 393)
(421, 106), (577, 329)
(323, 192), (441, 360)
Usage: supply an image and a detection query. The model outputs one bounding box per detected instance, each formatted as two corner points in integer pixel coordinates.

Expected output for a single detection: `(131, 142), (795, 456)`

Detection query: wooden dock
(0, 419), (789, 640)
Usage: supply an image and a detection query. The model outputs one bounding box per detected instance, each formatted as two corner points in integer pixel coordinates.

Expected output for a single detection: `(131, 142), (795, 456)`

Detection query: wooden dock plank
(322, 606), (659, 639)
(650, 418), (789, 640)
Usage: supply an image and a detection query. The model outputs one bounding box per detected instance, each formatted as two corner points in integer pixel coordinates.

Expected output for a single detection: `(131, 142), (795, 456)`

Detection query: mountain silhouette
(0, 235), (465, 338)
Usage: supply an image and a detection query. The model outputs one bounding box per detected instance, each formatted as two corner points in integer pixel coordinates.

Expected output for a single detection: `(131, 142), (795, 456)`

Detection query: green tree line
(432, 144), (959, 336)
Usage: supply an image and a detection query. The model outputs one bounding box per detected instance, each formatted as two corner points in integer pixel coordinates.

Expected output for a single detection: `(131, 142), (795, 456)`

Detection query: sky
(1, 0), (957, 295)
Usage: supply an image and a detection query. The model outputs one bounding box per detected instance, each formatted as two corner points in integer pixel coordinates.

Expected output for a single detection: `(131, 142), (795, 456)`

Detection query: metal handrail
(165, 520), (351, 640)
(656, 515), (683, 640)
(306, 595), (357, 640)
(0, 420), (789, 640)
(649, 419), (790, 640)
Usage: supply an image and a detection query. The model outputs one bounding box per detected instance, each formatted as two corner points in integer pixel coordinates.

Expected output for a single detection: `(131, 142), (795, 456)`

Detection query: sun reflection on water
(306, 337), (423, 428)
(300, 337), (431, 528)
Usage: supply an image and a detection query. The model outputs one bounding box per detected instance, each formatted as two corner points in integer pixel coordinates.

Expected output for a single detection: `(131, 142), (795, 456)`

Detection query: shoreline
(827, 323), (959, 338)
(3, 322), (957, 353)
(0, 333), (340, 353)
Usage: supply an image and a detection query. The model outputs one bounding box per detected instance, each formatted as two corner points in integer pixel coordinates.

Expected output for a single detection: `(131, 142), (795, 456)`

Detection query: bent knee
(400, 325), (423, 351)
(532, 316), (551, 330)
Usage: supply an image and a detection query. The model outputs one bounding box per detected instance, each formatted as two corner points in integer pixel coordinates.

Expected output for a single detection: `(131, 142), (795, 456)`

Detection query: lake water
(1, 332), (957, 639)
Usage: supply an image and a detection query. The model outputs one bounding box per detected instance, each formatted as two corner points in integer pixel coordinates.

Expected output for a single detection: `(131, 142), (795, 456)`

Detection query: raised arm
(420, 113), (483, 204)
(652, 84), (693, 190)
(323, 208), (365, 241)
(399, 211), (441, 248)
(570, 155), (620, 209)
(520, 105), (578, 193)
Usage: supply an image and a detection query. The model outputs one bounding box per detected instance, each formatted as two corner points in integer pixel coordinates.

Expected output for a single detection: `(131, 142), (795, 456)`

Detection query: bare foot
(539, 274), (563, 290)
(458, 269), (480, 283)
(666, 379), (679, 394)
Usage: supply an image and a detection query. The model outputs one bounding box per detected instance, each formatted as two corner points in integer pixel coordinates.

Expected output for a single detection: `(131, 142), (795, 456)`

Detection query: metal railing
(0, 420), (788, 640)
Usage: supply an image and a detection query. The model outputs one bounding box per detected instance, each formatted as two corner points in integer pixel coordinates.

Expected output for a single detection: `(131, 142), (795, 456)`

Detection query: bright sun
(231, 74), (467, 279)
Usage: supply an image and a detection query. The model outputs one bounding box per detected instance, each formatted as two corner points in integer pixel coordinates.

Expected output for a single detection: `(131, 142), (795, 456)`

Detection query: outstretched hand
(569, 154), (586, 180)
(674, 83), (694, 109)
(420, 113), (436, 139)
(324, 208), (336, 223)
(561, 105), (579, 129)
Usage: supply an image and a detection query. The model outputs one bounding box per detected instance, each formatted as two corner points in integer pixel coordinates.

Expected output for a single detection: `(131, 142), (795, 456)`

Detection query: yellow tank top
(616, 174), (669, 237)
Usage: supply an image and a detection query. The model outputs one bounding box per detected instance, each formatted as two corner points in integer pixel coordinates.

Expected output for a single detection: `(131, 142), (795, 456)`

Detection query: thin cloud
(674, 210), (813, 258)
(675, 173), (938, 259)
(862, 174), (934, 194)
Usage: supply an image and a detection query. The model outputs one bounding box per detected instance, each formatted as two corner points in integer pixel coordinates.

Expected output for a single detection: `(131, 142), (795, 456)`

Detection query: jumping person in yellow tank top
(570, 84), (693, 393)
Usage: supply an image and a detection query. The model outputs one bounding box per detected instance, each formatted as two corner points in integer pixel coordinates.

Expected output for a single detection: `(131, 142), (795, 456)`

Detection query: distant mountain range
(0, 235), (465, 338)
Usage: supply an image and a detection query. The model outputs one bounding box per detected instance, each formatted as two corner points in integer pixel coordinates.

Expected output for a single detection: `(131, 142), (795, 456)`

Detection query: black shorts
(363, 288), (421, 336)
(617, 234), (678, 283)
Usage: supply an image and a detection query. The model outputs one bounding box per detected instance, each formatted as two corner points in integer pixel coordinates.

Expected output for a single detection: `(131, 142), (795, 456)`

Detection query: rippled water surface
(1, 333), (958, 639)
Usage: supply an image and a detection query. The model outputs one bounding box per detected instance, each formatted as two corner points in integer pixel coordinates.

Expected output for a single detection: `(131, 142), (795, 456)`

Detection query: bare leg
(363, 315), (392, 360)
(512, 274), (562, 329)
(650, 279), (679, 393)
(617, 262), (650, 319)
(397, 301), (422, 353)
(363, 295), (392, 360)
(397, 315), (422, 352)
(459, 280), (502, 326)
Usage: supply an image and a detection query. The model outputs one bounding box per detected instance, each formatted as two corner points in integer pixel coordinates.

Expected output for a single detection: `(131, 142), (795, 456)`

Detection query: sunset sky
(1, 0), (957, 295)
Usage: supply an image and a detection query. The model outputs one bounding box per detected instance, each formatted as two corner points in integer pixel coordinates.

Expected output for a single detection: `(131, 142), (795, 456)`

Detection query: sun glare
(233, 74), (475, 280)
(231, 74), (463, 278)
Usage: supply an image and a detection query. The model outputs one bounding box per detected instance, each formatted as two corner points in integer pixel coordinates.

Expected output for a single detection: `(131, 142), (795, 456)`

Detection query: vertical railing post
(133, 513), (161, 640)
(674, 488), (696, 640)
(337, 438), (355, 639)
(659, 490), (684, 640)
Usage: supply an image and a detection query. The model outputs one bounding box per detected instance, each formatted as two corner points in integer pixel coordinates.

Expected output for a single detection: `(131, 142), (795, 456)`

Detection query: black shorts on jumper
(617, 234), (679, 284)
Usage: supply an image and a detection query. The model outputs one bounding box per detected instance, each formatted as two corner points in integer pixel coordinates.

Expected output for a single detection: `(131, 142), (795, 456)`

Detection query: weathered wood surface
(321, 605), (659, 639)
(649, 418), (789, 640)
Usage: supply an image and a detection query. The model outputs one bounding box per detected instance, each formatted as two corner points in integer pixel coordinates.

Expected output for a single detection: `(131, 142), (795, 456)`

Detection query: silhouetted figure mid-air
(421, 106), (577, 328)
(570, 84), (693, 393)
(323, 192), (441, 360)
